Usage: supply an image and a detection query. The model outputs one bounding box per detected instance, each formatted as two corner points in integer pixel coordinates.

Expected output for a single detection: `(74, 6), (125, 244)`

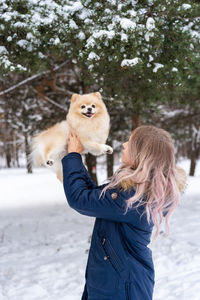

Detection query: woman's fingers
(68, 132), (73, 139)
(69, 132), (78, 139)
(67, 131), (83, 154)
(68, 132), (81, 146)
(68, 132), (79, 143)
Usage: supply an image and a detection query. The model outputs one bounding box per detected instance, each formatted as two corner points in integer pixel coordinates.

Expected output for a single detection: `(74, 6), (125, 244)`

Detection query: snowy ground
(0, 159), (200, 300)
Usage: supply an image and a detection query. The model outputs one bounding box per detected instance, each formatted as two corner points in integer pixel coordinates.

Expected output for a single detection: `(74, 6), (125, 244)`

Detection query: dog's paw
(101, 145), (113, 155)
(46, 159), (54, 166)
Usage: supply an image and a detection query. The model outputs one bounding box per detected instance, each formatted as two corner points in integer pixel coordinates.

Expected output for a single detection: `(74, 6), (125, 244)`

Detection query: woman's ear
(71, 93), (79, 102)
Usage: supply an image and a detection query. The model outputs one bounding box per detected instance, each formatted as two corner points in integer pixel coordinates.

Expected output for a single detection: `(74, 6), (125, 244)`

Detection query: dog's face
(69, 92), (105, 119)
(79, 101), (96, 119)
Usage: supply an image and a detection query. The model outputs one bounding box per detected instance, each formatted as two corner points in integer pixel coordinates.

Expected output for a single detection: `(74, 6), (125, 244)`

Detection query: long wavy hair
(101, 125), (187, 241)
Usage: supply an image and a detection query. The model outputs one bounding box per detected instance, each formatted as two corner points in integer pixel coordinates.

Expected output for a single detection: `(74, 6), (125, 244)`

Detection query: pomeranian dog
(30, 92), (113, 181)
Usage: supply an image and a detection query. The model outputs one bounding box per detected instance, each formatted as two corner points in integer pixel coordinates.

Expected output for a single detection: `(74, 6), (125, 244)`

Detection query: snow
(121, 57), (140, 67)
(153, 63), (164, 73)
(31, 12), (43, 26)
(86, 37), (96, 48)
(93, 30), (115, 40)
(1, 12), (12, 22)
(182, 4), (192, 10)
(172, 67), (178, 72)
(127, 9), (137, 18)
(14, 22), (26, 28)
(69, 20), (78, 30)
(70, 1), (83, 12)
(78, 9), (91, 21)
(54, 38), (60, 45)
(120, 18), (136, 30)
(16, 64), (27, 71)
(163, 108), (185, 118)
(17, 40), (28, 48)
(145, 31), (155, 42)
(149, 55), (154, 62)
(88, 52), (100, 60)
(78, 32), (85, 40)
(0, 159), (200, 300)
(108, 0), (117, 5)
(86, 30), (115, 48)
(121, 33), (128, 42)
(0, 46), (8, 55)
(26, 33), (34, 40)
(0, 168), (93, 300)
(146, 17), (155, 31)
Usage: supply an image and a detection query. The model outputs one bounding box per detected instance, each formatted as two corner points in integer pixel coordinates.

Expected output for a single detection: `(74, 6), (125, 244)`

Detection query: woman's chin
(121, 157), (130, 166)
(121, 157), (127, 165)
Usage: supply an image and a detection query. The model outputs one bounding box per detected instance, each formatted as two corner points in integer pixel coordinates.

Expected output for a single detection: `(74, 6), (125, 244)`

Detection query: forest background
(0, 0), (199, 182)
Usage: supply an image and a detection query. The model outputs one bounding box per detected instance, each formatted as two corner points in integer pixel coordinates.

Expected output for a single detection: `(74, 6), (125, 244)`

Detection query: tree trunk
(3, 96), (11, 168)
(132, 114), (141, 130)
(24, 133), (32, 173)
(12, 132), (17, 167)
(5, 143), (11, 168)
(189, 128), (200, 177)
(189, 151), (196, 176)
(107, 140), (114, 178)
(85, 153), (98, 184)
(16, 146), (20, 167)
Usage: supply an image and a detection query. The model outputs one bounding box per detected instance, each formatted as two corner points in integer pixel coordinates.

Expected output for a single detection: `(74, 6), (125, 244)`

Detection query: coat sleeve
(81, 162), (98, 189)
(61, 152), (133, 222)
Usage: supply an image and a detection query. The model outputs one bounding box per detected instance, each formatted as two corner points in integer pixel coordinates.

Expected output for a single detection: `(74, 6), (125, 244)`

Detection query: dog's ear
(71, 93), (79, 102)
(93, 92), (102, 100)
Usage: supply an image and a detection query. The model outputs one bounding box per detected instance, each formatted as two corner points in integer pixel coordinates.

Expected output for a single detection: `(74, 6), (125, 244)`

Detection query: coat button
(104, 256), (109, 260)
(102, 238), (106, 245)
(111, 192), (118, 200)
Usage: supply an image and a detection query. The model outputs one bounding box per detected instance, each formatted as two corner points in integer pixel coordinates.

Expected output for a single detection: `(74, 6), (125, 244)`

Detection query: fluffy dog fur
(30, 92), (113, 182)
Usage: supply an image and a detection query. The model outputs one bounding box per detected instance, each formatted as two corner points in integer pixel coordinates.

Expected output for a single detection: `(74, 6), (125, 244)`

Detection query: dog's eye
(81, 105), (86, 109)
(92, 104), (95, 108)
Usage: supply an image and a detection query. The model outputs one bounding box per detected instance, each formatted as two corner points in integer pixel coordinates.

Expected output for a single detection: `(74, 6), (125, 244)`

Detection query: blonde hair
(102, 125), (187, 241)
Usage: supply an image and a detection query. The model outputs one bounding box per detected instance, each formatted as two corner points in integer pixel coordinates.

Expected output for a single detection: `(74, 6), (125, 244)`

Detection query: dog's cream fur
(30, 92), (113, 181)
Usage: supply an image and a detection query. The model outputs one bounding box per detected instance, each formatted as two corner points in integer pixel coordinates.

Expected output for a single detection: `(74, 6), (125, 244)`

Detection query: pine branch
(45, 96), (68, 112)
(0, 61), (71, 97)
(0, 73), (44, 97)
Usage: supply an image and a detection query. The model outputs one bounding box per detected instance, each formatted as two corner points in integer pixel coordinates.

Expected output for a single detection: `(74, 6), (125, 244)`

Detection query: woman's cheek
(121, 152), (127, 165)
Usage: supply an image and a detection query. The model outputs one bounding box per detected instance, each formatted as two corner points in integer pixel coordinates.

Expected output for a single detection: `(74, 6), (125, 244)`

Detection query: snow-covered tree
(1, 0), (199, 175)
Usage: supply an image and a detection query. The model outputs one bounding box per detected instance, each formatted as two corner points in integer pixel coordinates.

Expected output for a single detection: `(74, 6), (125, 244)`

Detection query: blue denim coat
(62, 153), (155, 300)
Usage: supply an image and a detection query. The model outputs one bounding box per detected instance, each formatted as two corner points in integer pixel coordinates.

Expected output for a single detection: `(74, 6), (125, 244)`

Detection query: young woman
(62, 125), (186, 300)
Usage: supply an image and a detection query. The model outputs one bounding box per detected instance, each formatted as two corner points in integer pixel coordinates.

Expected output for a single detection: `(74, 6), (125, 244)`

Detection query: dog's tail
(28, 136), (44, 168)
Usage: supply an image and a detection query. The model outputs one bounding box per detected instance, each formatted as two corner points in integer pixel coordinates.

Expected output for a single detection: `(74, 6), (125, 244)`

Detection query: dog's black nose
(88, 107), (92, 112)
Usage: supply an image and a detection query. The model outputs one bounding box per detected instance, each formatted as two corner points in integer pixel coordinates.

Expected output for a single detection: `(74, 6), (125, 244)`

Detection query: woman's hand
(68, 132), (84, 154)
